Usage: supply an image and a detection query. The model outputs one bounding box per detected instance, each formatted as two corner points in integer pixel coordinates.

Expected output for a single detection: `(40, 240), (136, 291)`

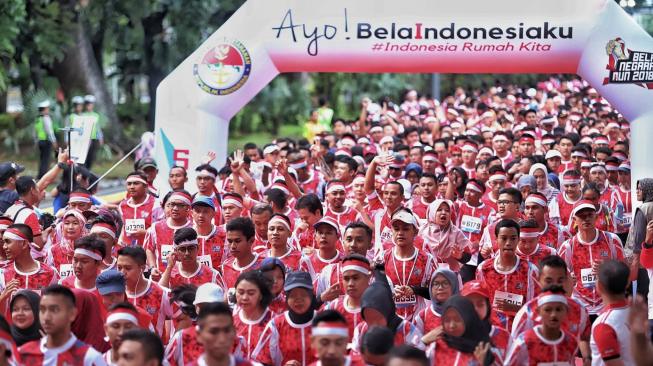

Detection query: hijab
(285, 287), (317, 325)
(638, 178), (653, 203)
(361, 266), (403, 333)
(442, 296), (494, 366)
(71, 289), (110, 353)
(529, 163), (559, 203)
(10, 290), (41, 346)
(430, 269), (459, 314)
(422, 199), (472, 263)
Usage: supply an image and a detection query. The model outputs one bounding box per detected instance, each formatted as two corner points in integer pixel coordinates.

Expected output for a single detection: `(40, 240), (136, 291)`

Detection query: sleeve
(84, 348), (108, 366)
(632, 210), (647, 254)
(164, 331), (181, 366)
(413, 311), (426, 334)
(402, 321), (424, 350)
(24, 213), (42, 236)
(592, 323), (621, 361)
(252, 320), (280, 366)
(143, 226), (156, 252)
(502, 336), (528, 366)
(641, 242), (653, 269)
(213, 269), (227, 292)
(510, 306), (529, 339)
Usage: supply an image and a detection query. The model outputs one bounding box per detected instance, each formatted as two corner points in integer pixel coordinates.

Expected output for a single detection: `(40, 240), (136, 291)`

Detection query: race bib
(460, 215), (483, 234)
(125, 219), (146, 234)
(227, 288), (236, 305)
(161, 245), (173, 265)
(393, 293), (417, 308)
(380, 227), (393, 241)
(199, 255), (213, 268)
(493, 290), (524, 308)
(580, 268), (597, 288)
(622, 213), (632, 227)
(60, 264), (74, 279)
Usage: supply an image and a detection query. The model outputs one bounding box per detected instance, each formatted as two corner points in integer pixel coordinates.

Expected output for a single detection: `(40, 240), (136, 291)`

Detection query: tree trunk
(51, 19), (125, 148)
(142, 10), (167, 132)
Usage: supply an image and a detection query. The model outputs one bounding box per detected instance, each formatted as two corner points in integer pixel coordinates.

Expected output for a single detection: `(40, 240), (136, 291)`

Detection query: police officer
(83, 94), (104, 169)
(34, 100), (58, 178)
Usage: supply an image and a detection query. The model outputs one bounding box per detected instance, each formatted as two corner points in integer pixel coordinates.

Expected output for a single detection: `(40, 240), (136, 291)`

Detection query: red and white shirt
(557, 192), (581, 228)
(126, 280), (172, 337)
(476, 256), (539, 329)
(252, 312), (316, 366)
(323, 206), (361, 233)
(234, 309), (275, 359)
(558, 230), (624, 314)
(167, 263), (225, 290)
(222, 255), (265, 297)
(196, 225), (227, 270)
(19, 335), (104, 366)
(504, 326), (578, 366)
(4, 200), (41, 238)
(0, 261), (59, 294)
(266, 247), (304, 272)
(324, 296), (362, 342)
(512, 295), (590, 341)
(299, 251), (344, 280)
(407, 197), (433, 221)
(413, 305), (442, 335)
(143, 219), (192, 271)
(118, 195), (155, 246)
(426, 338), (503, 366)
(383, 247), (436, 321)
(351, 320), (422, 354)
(590, 300), (632, 366)
(455, 200), (495, 247)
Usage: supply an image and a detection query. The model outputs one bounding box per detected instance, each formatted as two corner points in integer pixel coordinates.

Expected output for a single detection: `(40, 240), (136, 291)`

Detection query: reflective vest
(34, 116), (52, 141)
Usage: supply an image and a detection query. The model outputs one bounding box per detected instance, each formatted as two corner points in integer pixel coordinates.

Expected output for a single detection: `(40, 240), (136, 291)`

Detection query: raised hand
(202, 150), (217, 165)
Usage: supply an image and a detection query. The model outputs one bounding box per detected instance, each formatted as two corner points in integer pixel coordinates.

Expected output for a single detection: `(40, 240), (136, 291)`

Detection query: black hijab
(285, 287), (317, 325)
(10, 290), (41, 346)
(361, 266), (403, 333)
(442, 295), (493, 366)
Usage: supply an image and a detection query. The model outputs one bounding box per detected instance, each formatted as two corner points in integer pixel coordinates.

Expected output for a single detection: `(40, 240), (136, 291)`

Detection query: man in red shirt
(477, 219), (539, 330)
(222, 217), (263, 303)
(1, 224), (58, 297)
(144, 190), (193, 277)
(557, 170), (583, 228)
(294, 194), (323, 250)
(194, 164), (224, 226)
(95, 270), (154, 331)
(480, 187), (523, 257)
(61, 235), (106, 299)
(19, 285), (104, 365)
(250, 204), (272, 254)
(523, 192), (565, 250)
(4, 176), (44, 250)
(300, 216), (344, 279)
(118, 172), (155, 247)
(103, 303), (141, 365)
(309, 310), (365, 366)
(323, 181), (360, 233)
(117, 329), (165, 366)
(407, 173), (437, 220)
(191, 195), (227, 270)
(515, 220), (557, 265)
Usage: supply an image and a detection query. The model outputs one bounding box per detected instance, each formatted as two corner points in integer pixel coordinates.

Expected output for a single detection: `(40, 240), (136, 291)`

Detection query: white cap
(391, 209), (418, 229)
(396, 179), (412, 200)
(545, 150), (562, 160)
(84, 95), (96, 103)
(38, 100), (50, 108)
(193, 283), (225, 305)
(72, 96), (84, 104)
(379, 136), (394, 145)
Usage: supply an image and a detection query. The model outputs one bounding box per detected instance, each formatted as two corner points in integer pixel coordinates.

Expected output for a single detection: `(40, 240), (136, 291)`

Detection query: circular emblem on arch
(193, 40), (252, 95)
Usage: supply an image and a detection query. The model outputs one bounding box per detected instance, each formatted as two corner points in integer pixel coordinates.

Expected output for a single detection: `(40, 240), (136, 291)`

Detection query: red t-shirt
(118, 195), (156, 246)
(196, 225), (227, 270)
(143, 219), (192, 271)
(126, 280), (172, 336)
(233, 308), (275, 359)
(252, 312), (316, 366)
(504, 326), (578, 366)
(383, 247), (436, 321)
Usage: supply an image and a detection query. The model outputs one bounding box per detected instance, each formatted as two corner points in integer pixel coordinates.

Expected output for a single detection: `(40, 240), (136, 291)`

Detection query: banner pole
(88, 142), (143, 191)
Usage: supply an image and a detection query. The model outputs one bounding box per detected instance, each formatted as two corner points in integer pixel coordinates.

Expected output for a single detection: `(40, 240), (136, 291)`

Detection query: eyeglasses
(497, 200), (516, 205)
(175, 246), (197, 254)
(166, 202), (189, 209)
(431, 281), (451, 289)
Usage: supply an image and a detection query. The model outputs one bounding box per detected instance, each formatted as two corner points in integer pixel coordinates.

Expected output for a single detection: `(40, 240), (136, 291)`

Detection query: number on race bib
(60, 264), (74, 279)
(125, 219), (146, 234)
(460, 215), (483, 234)
(161, 245), (173, 265)
(198, 255), (213, 268)
(493, 290), (524, 308)
(580, 268), (597, 288)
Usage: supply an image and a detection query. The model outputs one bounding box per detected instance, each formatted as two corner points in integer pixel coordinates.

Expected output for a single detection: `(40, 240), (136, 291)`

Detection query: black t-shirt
(0, 189), (19, 214)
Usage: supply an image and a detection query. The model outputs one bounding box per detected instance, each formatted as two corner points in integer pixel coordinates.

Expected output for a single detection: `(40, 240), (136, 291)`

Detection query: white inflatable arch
(155, 0), (653, 200)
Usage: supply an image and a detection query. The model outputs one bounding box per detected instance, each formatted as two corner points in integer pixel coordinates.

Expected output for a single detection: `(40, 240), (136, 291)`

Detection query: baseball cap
(461, 280), (490, 299)
(545, 150), (562, 160)
(571, 200), (597, 218)
(0, 162), (25, 182)
(390, 209), (418, 229)
(38, 100), (51, 108)
(96, 270), (126, 295)
(313, 216), (340, 235)
(72, 96), (84, 104)
(193, 283), (225, 305)
(191, 195), (215, 210)
(284, 271), (313, 292)
(137, 157), (157, 170)
(84, 95), (96, 103)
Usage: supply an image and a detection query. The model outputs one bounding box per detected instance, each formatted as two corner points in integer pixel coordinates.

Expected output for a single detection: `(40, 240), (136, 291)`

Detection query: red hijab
(71, 289), (110, 352)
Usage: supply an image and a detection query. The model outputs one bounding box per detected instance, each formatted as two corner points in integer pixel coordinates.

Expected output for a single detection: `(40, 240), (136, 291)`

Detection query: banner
(155, 0), (653, 204)
(69, 116), (94, 164)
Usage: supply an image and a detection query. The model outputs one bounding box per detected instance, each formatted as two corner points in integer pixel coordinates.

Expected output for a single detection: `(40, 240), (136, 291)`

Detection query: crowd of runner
(0, 75), (651, 365)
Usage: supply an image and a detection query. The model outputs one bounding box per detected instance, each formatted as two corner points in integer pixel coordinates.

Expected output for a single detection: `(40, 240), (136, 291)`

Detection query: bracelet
(57, 162), (67, 169)
(643, 242), (653, 249)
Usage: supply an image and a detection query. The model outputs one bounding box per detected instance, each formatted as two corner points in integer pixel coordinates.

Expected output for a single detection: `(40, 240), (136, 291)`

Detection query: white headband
(312, 327), (349, 337)
(0, 224), (8, 230)
(223, 198), (243, 208)
(525, 196), (547, 207)
(269, 217), (291, 231)
(489, 173), (507, 182)
(290, 161), (307, 170)
(562, 179), (581, 185)
(90, 226), (116, 239)
(537, 294), (568, 307)
(341, 265), (371, 275)
(169, 193), (191, 206)
(175, 239), (198, 247)
(263, 145), (279, 155)
(520, 232), (540, 239)
(326, 184), (346, 194)
(197, 170), (216, 180)
(492, 135), (509, 142)
(590, 165), (607, 173)
(466, 183), (483, 193)
(126, 177), (148, 185)
(106, 312), (138, 325)
(74, 248), (102, 261)
(69, 196), (91, 204)
(3, 231), (25, 241)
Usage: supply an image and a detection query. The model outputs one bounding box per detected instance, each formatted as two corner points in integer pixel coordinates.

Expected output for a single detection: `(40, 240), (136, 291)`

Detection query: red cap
(461, 280), (490, 299)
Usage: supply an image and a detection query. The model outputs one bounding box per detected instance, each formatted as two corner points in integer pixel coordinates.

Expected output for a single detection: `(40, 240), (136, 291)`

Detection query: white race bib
(493, 290), (524, 308)
(161, 245), (173, 265)
(393, 293), (417, 308)
(580, 268), (597, 288)
(199, 255), (213, 268)
(125, 219), (146, 234)
(460, 215), (483, 234)
(622, 213), (632, 227)
(60, 264), (74, 279)
(380, 227), (393, 241)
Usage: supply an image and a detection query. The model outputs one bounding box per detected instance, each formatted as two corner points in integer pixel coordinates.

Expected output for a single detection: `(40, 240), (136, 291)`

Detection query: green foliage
(0, 0), (26, 91)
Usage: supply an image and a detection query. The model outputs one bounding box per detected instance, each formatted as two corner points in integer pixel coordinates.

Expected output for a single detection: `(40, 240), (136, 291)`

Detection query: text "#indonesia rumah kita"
(371, 41), (551, 52)
(271, 8), (572, 56)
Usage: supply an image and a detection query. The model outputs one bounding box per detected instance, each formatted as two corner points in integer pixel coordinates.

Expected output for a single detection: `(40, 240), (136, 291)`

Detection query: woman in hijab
(70, 289), (110, 353)
(351, 264), (423, 352)
(10, 290), (41, 347)
(415, 269), (460, 336)
(260, 257), (287, 313)
(421, 199), (473, 272)
(529, 163), (560, 204)
(427, 295), (499, 366)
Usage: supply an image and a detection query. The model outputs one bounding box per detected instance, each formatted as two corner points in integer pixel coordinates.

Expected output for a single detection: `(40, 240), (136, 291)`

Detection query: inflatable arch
(155, 0), (653, 203)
